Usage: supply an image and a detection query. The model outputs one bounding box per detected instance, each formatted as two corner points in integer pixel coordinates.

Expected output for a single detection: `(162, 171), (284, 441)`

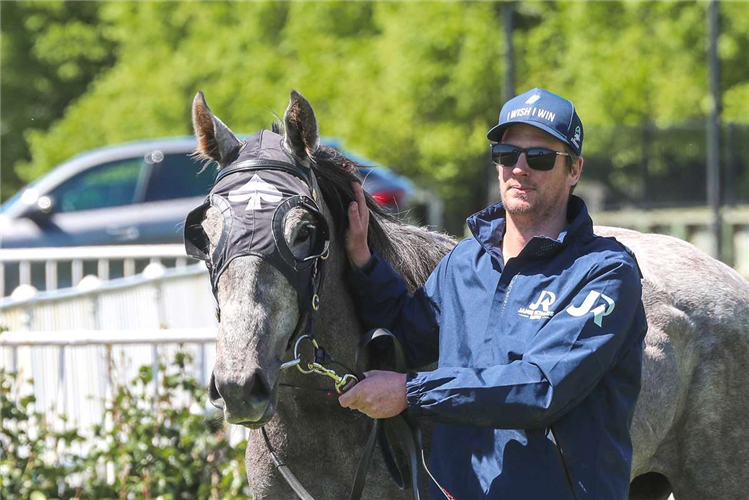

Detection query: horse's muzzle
(209, 368), (275, 426)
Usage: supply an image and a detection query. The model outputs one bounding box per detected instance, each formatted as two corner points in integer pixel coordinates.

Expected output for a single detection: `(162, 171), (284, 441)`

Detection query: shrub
(0, 351), (252, 500)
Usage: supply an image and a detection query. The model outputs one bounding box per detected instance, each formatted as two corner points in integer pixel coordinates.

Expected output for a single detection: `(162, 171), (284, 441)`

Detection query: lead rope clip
(280, 335), (359, 393)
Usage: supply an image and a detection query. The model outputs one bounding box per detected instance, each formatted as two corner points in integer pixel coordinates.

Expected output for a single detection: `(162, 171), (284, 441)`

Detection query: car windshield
(49, 158), (146, 212)
(144, 152), (215, 202)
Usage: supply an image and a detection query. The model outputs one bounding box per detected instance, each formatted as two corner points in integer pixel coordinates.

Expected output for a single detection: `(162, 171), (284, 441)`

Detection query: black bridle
(184, 132), (331, 349)
(183, 131), (447, 500)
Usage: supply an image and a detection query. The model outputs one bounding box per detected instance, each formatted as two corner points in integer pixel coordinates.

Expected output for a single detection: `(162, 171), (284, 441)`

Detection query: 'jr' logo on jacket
(518, 290), (557, 320)
(566, 291), (616, 327)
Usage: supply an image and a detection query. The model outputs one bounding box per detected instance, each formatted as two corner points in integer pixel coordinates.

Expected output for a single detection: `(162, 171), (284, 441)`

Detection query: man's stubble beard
(501, 187), (568, 224)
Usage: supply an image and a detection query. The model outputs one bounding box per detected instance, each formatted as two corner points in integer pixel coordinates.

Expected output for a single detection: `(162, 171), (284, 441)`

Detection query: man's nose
(511, 152), (531, 176)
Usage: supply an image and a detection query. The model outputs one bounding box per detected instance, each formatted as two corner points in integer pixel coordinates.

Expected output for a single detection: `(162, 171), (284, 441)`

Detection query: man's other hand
(346, 182), (372, 269)
(339, 370), (407, 419)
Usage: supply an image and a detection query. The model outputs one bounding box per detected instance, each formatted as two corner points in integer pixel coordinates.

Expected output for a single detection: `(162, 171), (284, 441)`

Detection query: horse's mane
(308, 143), (456, 291)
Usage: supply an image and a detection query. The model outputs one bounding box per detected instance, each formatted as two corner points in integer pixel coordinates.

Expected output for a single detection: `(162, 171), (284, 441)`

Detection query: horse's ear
(283, 90), (320, 166)
(192, 91), (240, 168)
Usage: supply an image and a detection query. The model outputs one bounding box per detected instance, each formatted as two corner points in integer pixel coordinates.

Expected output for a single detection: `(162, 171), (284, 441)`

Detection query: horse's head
(186, 90), (375, 427)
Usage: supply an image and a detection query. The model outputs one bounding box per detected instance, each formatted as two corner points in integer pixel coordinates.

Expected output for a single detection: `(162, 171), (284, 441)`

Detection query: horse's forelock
(190, 150), (219, 175)
(310, 145), (455, 291)
(310, 145), (394, 237)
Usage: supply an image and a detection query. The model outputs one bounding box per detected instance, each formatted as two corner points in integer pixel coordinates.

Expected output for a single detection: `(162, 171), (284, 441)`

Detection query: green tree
(5, 1), (749, 232)
(0, 0), (115, 201)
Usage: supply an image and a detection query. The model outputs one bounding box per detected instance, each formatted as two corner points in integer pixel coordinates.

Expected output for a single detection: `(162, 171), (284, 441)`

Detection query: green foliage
(0, 352), (251, 500)
(0, 0), (116, 200)
(2, 1), (749, 230)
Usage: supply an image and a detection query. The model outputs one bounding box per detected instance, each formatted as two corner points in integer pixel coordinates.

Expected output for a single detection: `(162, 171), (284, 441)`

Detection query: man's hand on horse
(338, 370), (408, 419)
(346, 182), (372, 269)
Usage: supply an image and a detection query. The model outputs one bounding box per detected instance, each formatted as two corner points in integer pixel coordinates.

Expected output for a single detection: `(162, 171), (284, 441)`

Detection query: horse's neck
(374, 218), (456, 292)
(316, 238), (365, 364)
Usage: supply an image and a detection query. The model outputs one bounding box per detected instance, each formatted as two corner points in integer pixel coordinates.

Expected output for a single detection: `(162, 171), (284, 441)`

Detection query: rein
(269, 327), (454, 500)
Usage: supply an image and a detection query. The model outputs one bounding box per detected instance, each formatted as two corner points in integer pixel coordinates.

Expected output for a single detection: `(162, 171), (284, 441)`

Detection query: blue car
(1, 137), (414, 248)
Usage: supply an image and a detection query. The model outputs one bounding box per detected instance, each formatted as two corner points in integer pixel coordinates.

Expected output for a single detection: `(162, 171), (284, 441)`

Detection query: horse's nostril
(211, 368), (275, 423)
(209, 371), (225, 409)
(247, 368), (271, 405)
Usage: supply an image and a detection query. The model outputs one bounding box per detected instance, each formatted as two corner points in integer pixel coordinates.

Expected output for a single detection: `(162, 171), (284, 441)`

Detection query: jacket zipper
(498, 274), (518, 319)
(550, 426), (580, 500)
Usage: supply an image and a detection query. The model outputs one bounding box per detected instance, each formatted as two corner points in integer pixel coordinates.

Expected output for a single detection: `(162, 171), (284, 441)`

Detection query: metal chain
(279, 335), (359, 394)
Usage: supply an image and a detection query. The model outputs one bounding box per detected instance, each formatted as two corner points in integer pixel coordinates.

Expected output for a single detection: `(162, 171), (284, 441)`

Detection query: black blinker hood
(184, 130), (329, 310)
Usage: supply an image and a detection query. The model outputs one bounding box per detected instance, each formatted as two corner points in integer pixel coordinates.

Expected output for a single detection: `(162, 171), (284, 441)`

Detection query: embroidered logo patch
(518, 290), (556, 320)
(571, 125), (582, 149)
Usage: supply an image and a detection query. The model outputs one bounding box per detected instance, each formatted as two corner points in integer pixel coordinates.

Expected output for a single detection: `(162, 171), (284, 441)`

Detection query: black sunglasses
(490, 143), (570, 171)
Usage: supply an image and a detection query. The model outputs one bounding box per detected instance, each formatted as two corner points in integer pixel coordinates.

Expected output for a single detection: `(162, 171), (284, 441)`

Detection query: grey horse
(190, 90), (749, 500)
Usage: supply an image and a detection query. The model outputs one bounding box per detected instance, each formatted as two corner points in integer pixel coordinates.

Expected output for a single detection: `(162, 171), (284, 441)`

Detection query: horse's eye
(296, 224), (315, 242)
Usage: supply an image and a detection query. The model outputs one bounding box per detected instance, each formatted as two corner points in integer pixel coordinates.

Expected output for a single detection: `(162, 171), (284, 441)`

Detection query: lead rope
(270, 251), (456, 500)
(261, 427), (315, 500)
(354, 328), (456, 500)
(273, 328), (448, 500)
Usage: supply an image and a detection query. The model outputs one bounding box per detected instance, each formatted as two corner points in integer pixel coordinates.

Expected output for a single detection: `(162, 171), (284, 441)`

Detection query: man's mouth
(509, 185), (534, 193)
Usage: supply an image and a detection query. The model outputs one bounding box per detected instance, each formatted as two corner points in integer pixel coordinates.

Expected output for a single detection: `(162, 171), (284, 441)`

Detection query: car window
(50, 158), (146, 213)
(144, 153), (215, 202)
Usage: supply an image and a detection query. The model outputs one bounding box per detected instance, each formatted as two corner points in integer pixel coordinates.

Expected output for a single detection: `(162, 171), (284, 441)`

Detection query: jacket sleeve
(346, 251), (449, 369)
(405, 258), (647, 429)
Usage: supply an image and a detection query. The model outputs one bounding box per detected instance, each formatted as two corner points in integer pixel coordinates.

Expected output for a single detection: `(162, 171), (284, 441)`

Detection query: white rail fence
(0, 244), (193, 298)
(0, 262), (214, 331)
(1, 330), (217, 435)
(0, 264), (235, 439)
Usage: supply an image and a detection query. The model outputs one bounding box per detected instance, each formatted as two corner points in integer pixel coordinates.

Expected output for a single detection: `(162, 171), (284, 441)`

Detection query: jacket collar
(467, 195), (594, 261)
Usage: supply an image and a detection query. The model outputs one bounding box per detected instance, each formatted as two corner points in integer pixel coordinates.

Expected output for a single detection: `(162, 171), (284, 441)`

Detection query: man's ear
(569, 156), (583, 187)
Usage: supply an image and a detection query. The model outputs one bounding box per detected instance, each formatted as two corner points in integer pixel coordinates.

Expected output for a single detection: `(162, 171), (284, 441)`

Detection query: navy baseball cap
(487, 88), (584, 155)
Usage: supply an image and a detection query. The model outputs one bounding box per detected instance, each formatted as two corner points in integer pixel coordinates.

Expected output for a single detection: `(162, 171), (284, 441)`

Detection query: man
(339, 88), (647, 499)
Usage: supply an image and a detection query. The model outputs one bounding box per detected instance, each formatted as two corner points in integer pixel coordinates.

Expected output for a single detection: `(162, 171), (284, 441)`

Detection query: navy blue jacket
(347, 196), (647, 499)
